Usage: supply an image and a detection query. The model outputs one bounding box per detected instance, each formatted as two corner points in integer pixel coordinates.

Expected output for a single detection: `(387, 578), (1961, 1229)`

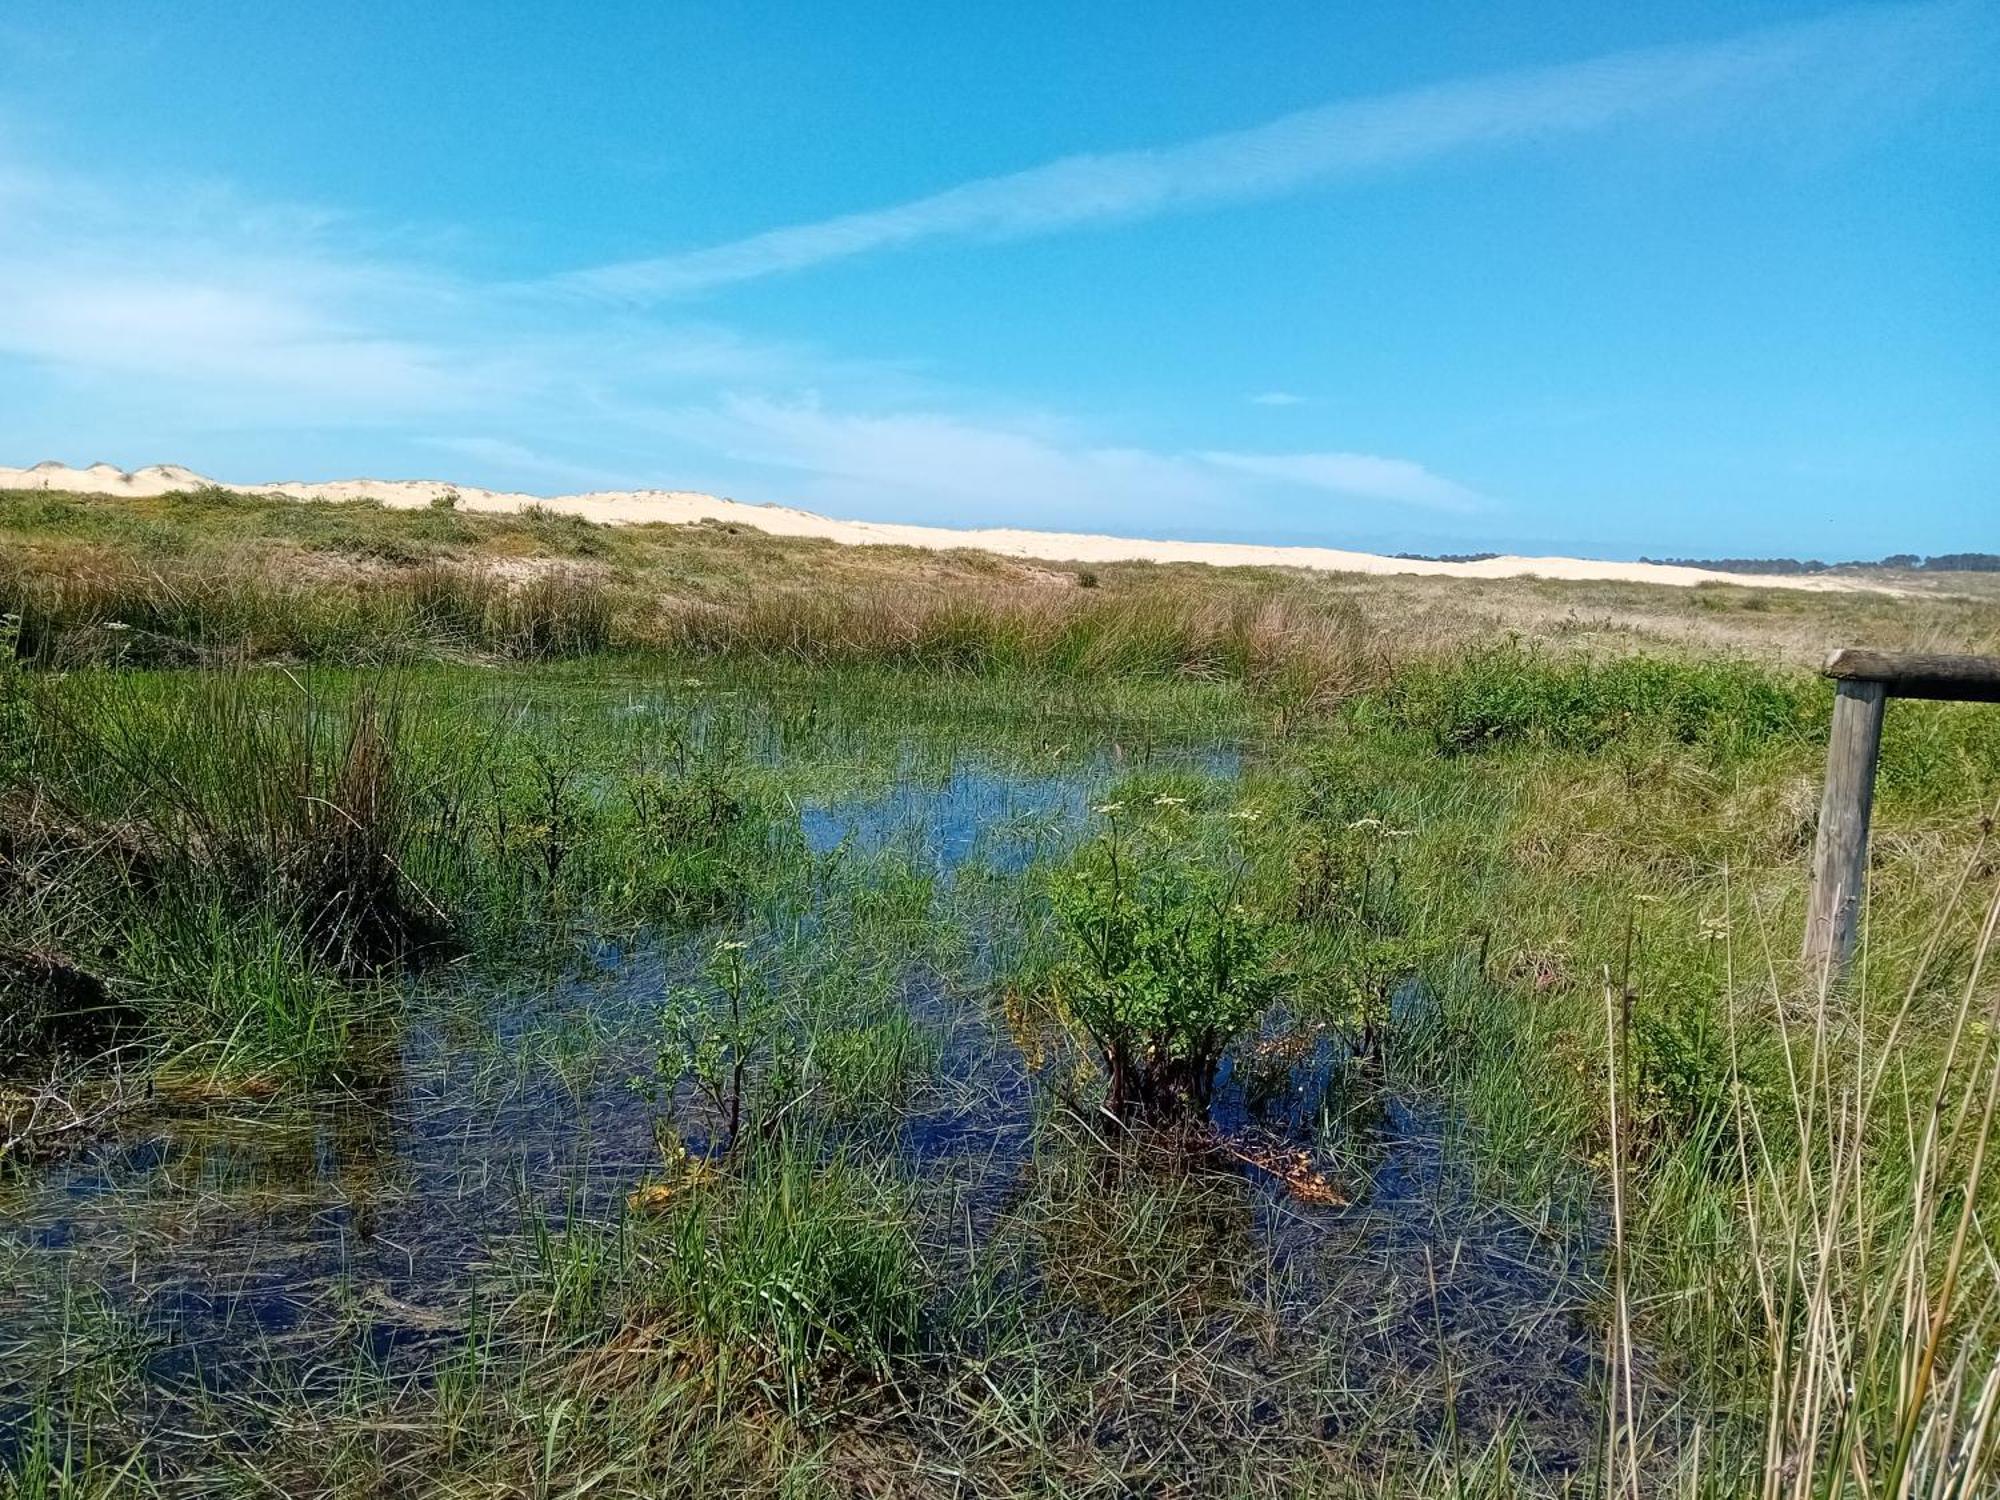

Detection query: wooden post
(1800, 650), (2000, 977)
(1802, 678), (1887, 973)
(1802, 651), (2000, 975)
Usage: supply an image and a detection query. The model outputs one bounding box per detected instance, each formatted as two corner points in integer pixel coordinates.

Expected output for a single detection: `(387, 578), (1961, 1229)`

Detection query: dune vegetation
(3, 487), (1999, 1497)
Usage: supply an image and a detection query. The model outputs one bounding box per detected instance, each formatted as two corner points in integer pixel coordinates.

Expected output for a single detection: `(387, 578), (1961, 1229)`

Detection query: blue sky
(1, 1), (1994, 558)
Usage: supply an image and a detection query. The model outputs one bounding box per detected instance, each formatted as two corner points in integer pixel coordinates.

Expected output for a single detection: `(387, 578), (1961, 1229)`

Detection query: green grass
(4, 489), (2000, 1496)
(1382, 645), (1826, 756)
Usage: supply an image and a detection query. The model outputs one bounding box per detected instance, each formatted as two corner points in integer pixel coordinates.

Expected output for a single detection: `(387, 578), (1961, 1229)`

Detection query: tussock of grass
(635, 1142), (925, 1397)
(0, 668), (791, 1089)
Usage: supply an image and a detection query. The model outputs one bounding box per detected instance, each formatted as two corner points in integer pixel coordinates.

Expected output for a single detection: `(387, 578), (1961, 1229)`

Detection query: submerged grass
(0, 666), (808, 1091)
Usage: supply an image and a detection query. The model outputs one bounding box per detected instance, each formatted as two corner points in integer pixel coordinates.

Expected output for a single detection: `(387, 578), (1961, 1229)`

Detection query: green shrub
(1051, 821), (1280, 1121)
(1630, 991), (1739, 1157)
(657, 940), (801, 1155)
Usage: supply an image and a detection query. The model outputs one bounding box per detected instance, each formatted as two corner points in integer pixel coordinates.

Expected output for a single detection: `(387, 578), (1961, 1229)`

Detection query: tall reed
(0, 550), (615, 664)
(654, 585), (1383, 703)
(1606, 846), (2000, 1496)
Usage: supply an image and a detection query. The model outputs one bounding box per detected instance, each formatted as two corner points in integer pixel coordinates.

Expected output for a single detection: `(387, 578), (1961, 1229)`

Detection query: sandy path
(2, 460), (1880, 594)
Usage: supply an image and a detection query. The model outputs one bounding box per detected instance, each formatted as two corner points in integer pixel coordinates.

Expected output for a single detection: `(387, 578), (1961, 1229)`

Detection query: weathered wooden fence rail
(1803, 649), (2000, 974)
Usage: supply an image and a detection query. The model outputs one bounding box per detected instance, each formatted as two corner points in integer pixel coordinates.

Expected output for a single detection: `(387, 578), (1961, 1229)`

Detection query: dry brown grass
(6, 485), (1998, 677)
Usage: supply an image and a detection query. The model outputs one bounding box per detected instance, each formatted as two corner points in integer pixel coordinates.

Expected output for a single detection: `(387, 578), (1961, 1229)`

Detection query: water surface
(1, 726), (1606, 1476)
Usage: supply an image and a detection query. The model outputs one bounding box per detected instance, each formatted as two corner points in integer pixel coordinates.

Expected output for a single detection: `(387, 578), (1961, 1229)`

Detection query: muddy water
(0, 736), (1607, 1473)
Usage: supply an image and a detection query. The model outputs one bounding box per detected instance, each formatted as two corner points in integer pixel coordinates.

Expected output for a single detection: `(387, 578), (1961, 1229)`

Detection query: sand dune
(1, 460), (1881, 594)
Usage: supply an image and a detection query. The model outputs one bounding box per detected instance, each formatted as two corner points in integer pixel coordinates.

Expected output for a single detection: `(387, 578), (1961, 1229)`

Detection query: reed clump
(0, 547), (617, 665)
(0, 674), (458, 1081)
(17, 673), (451, 967)
(655, 585), (1384, 703)
(1589, 869), (2000, 1496)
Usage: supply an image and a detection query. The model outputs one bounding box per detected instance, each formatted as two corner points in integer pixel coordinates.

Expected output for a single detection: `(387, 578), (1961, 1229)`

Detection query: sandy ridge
(2, 460), (1882, 594)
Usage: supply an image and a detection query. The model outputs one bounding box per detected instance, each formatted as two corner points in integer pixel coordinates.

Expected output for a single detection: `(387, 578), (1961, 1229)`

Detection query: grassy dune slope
(5, 486), (1998, 682)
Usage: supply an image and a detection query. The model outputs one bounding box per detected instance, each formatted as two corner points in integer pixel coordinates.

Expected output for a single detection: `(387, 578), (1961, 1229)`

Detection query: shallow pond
(0, 721), (1609, 1479)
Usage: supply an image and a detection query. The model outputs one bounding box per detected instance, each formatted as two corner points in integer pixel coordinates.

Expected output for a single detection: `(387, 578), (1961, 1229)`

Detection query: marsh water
(1, 695), (1609, 1477)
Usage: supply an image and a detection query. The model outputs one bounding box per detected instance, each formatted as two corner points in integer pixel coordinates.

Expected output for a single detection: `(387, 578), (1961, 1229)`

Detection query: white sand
(1, 460), (1880, 593)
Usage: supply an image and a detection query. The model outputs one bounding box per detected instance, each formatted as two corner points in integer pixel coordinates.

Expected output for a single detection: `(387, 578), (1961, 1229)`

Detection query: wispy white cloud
(1249, 391), (1307, 407)
(418, 436), (658, 494)
(1199, 450), (1485, 513)
(554, 1), (1962, 301)
(1, 266), (464, 407)
(656, 395), (1234, 522)
(0, 155), (487, 413)
(0, 149), (1484, 529)
(636, 394), (1489, 529)
(0, 162), (904, 429)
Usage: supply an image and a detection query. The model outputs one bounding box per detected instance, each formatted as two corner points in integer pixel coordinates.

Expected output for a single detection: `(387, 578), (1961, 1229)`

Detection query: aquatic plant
(656, 939), (802, 1156)
(1050, 818), (1280, 1121)
(638, 1141), (925, 1401)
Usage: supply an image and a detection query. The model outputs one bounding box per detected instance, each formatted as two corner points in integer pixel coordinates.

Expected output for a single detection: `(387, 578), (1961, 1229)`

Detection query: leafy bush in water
(1052, 823), (1280, 1121)
(1387, 647), (1820, 757)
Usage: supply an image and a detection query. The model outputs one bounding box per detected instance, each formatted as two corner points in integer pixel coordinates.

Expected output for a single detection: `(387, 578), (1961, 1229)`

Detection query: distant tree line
(1384, 550), (1998, 573)
(1638, 553), (2000, 575)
